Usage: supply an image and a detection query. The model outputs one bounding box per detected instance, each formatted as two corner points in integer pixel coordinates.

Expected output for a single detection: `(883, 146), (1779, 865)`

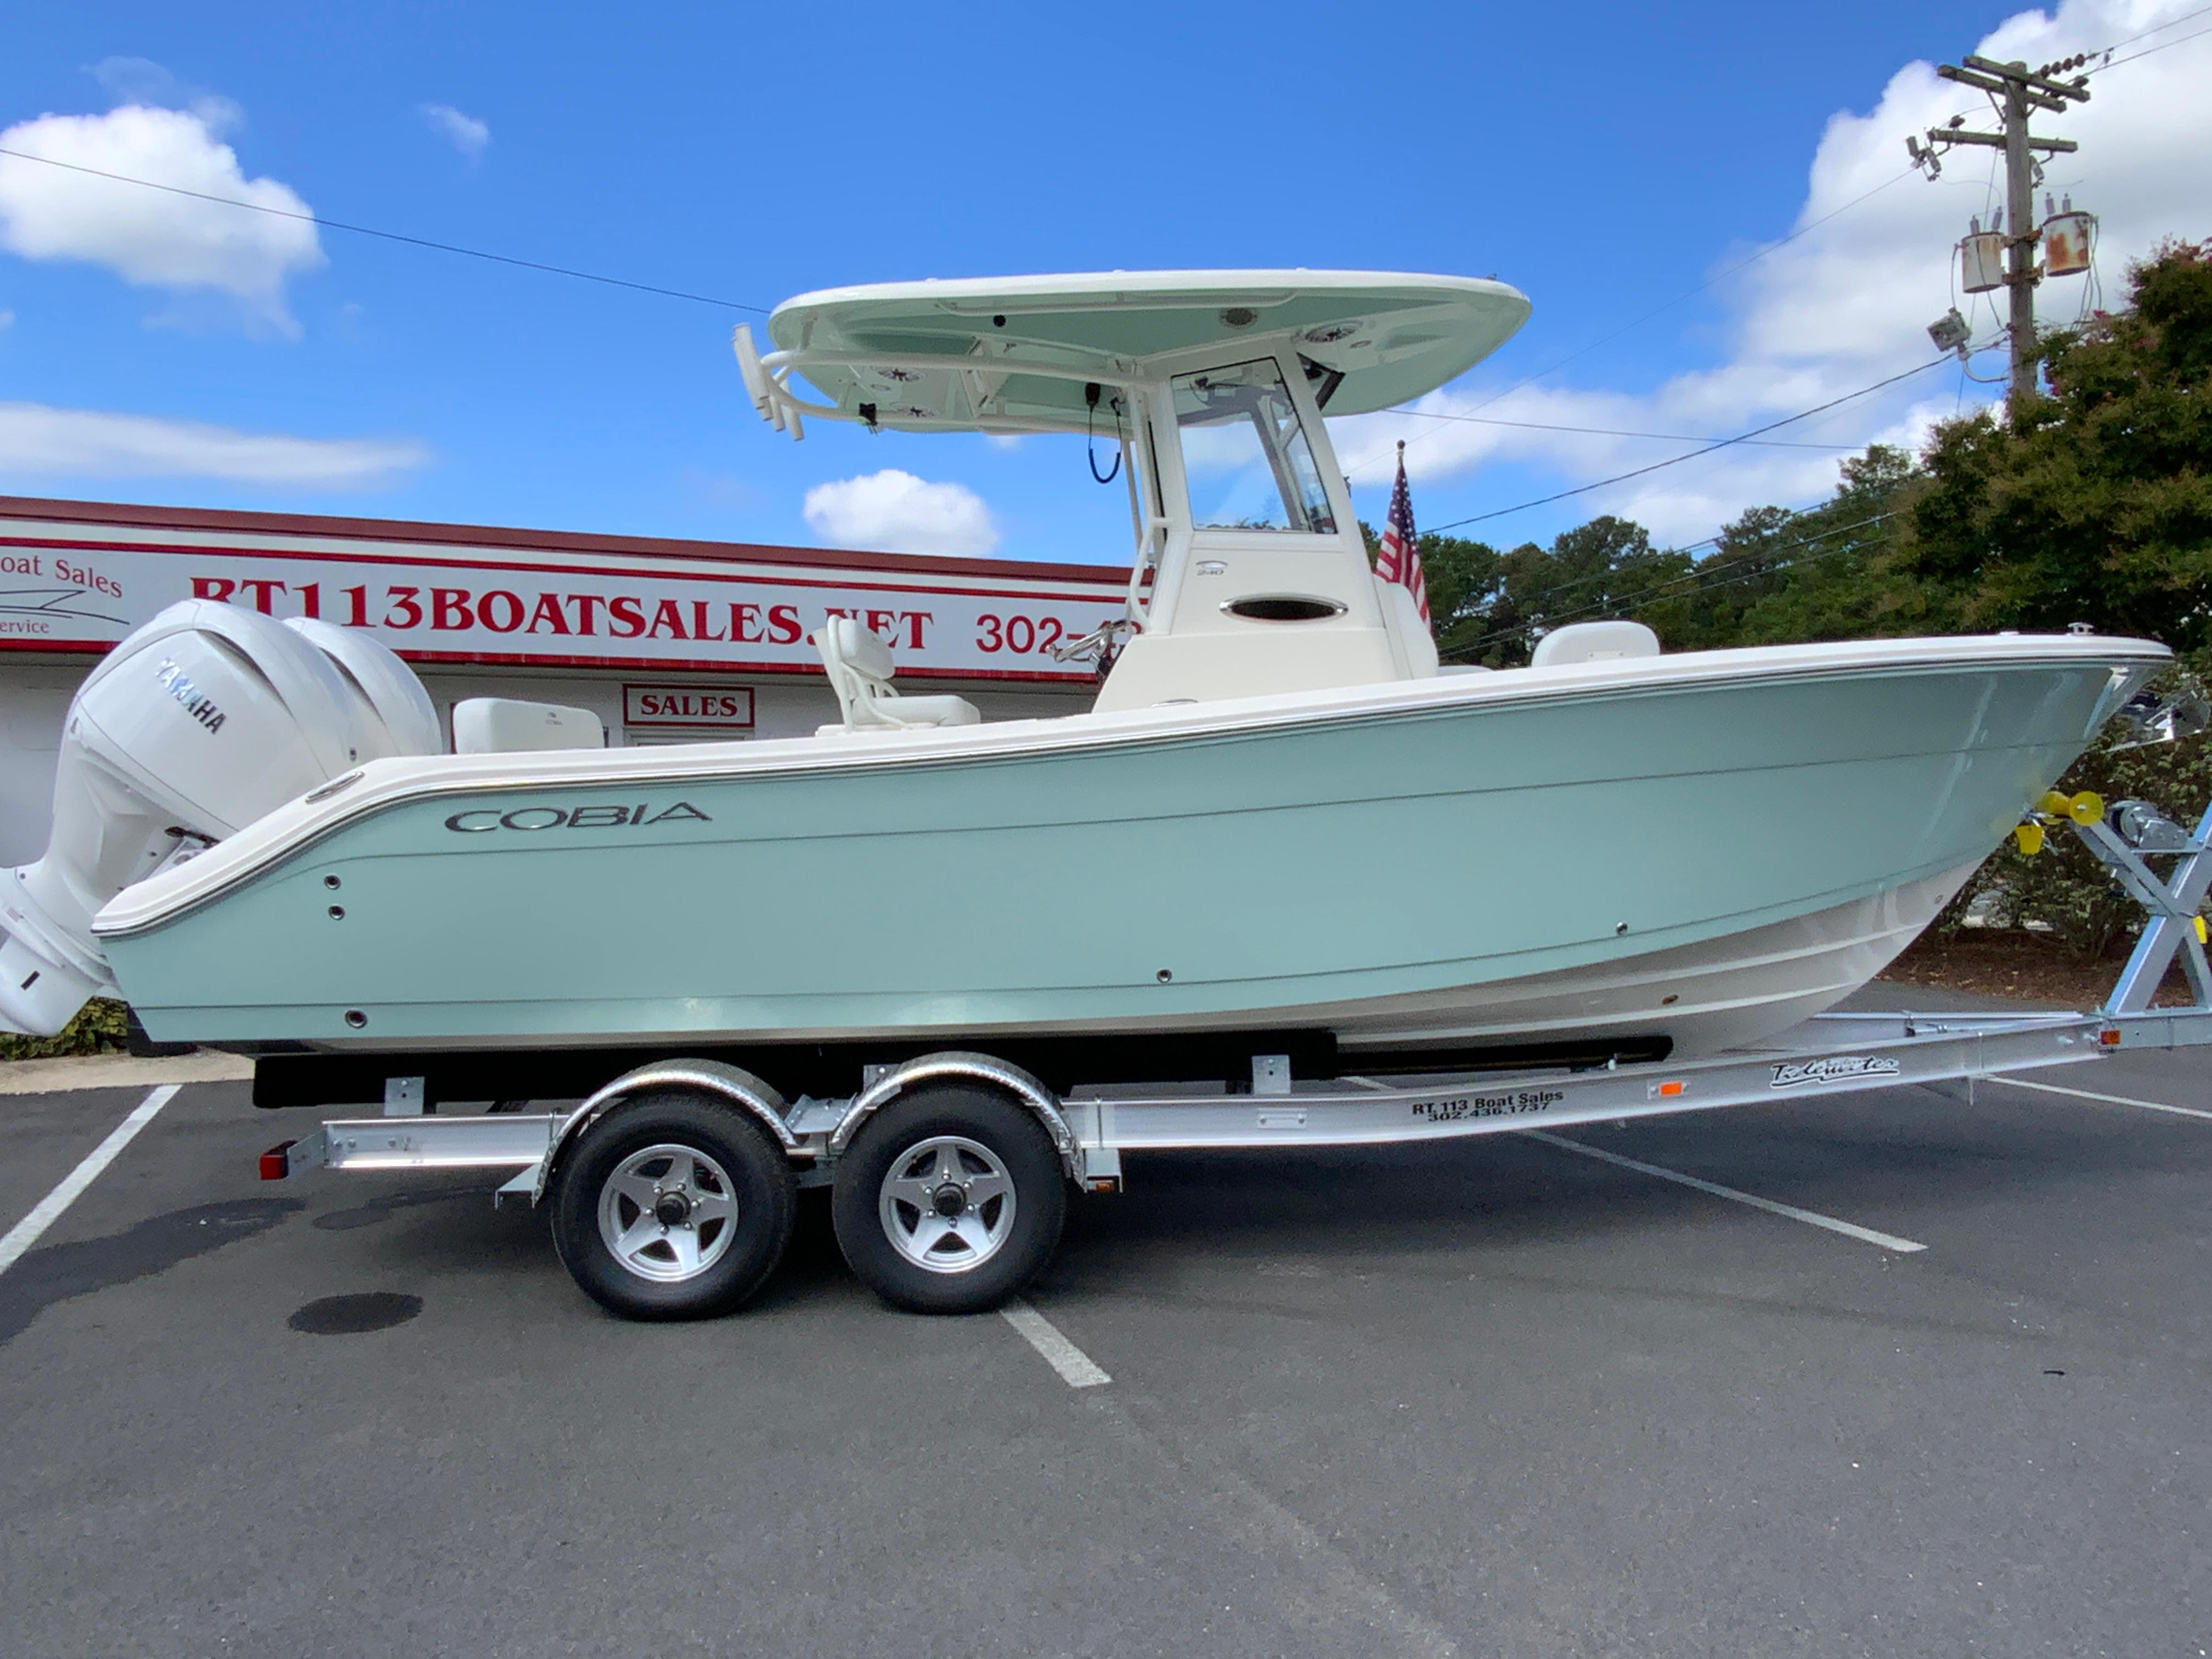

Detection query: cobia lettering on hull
(443, 802), (714, 833)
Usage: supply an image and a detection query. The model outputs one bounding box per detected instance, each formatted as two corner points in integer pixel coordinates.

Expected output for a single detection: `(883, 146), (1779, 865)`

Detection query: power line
(1493, 511), (1891, 635)
(2090, 3), (2212, 63)
(0, 145), (769, 314)
(1421, 357), (1950, 533)
(1389, 16), (2208, 533)
(2086, 19), (2212, 73)
(1357, 163), (1926, 482)
(1428, 504), (1891, 629)
(1440, 510), (1899, 659)
(1362, 12), (2212, 486)
(1390, 407), (1859, 449)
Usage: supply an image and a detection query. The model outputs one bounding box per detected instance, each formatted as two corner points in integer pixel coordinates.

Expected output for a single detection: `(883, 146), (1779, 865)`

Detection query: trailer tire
(550, 1091), (797, 1321)
(832, 1084), (1066, 1314)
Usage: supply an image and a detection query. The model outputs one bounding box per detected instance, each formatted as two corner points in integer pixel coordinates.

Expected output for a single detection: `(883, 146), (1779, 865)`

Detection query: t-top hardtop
(736, 268), (1531, 436)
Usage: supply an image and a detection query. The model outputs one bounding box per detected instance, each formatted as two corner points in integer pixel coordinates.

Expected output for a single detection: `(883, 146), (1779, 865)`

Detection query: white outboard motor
(285, 616), (442, 759)
(0, 601), (439, 1037)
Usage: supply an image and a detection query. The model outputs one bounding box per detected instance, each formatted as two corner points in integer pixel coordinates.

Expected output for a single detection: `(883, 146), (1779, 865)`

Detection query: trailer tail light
(259, 1141), (297, 1180)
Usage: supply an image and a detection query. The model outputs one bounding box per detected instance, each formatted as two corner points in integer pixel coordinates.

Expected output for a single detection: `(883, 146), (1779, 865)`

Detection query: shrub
(0, 997), (133, 1063)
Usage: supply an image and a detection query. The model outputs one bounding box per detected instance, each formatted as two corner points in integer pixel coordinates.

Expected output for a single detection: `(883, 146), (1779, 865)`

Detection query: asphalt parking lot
(2, 1010), (2209, 1658)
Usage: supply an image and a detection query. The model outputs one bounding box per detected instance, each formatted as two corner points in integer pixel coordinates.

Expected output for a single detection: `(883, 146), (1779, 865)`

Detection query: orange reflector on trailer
(1646, 1079), (1688, 1098)
(2099, 1028), (2121, 1047)
(259, 1141), (296, 1180)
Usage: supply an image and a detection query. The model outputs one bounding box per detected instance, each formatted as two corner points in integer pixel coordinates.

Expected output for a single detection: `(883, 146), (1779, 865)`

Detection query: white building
(0, 494), (1125, 865)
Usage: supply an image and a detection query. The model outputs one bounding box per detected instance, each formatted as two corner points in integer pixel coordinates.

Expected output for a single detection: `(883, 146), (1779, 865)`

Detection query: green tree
(1417, 533), (1509, 660)
(1898, 239), (2212, 651)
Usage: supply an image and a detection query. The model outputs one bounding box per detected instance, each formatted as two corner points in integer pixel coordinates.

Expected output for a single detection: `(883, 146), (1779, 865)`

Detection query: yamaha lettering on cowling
(444, 802), (714, 833)
(153, 658), (227, 733)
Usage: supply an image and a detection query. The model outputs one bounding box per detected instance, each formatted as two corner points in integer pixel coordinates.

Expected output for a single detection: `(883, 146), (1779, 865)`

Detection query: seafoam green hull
(102, 651), (2138, 1053)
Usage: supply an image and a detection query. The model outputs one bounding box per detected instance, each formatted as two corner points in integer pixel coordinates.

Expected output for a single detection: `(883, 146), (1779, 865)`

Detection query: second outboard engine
(0, 601), (439, 1037)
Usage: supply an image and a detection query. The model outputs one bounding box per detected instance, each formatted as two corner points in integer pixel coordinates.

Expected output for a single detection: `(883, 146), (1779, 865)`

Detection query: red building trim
(0, 494), (1130, 585)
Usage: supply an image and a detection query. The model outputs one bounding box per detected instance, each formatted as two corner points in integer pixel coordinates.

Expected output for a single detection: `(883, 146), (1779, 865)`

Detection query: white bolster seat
(451, 698), (606, 754)
(1375, 575), (1440, 678)
(1530, 619), (1662, 668)
(812, 618), (980, 734)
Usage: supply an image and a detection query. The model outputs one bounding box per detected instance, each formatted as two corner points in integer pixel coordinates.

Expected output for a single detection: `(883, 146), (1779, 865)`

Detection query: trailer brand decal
(443, 801), (713, 833)
(1410, 1088), (1564, 1122)
(1768, 1056), (1902, 1088)
(153, 658), (225, 733)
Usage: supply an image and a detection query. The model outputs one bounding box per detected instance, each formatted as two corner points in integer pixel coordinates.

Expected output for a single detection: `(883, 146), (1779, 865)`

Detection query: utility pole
(1906, 54), (2092, 419)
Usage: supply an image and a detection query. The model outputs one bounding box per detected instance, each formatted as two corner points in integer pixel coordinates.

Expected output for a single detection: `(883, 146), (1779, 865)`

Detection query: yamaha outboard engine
(0, 601), (439, 1036)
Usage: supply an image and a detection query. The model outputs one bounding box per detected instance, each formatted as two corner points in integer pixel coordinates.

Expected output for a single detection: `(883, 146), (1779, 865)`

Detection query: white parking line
(0, 1085), (181, 1278)
(1987, 1075), (2212, 1121)
(1525, 1129), (1927, 1253)
(1000, 1297), (1111, 1388)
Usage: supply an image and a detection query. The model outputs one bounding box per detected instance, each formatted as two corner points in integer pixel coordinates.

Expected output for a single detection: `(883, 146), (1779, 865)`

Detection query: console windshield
(1172, 359), (1338, 534)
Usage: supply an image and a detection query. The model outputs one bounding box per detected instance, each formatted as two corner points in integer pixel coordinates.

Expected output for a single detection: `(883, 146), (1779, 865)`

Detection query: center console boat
(0, 270), (2177, 1318)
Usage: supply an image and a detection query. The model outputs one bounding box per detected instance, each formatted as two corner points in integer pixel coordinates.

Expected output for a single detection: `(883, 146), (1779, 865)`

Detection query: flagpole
(1378, 437), (1430, 629)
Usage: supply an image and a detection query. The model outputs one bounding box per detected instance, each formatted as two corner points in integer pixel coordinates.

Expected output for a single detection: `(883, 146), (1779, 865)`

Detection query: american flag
(1374, 442), (1429, 625)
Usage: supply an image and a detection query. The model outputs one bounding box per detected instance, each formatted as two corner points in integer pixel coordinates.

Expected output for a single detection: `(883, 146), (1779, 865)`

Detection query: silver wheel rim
(878, 1135), (1017, 1276)
(596, 1143), (740, 1283)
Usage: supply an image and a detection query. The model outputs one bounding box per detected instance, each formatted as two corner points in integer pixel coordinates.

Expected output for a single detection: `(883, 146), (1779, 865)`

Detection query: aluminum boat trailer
(257, 793), (2212, 1321)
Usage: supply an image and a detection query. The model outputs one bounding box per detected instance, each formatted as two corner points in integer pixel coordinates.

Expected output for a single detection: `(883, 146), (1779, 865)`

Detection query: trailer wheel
(832, 1084), (1066, 1314)
(550, 1091), (796, 1321)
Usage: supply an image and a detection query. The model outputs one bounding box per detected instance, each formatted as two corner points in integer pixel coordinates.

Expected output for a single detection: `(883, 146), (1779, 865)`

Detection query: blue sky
(2, 1), (2207, 563)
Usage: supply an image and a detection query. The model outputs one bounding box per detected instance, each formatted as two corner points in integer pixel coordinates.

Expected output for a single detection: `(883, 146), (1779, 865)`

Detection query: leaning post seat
(450, 698), (607, 753)
(1529, 620), (1662, 668)
(811, 618), (981, 734)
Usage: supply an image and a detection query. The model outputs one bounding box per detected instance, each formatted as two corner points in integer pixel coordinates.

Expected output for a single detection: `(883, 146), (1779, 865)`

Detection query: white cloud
(420, 103), (489, 160)
(0, 402), (430, 488)
(87, 57), (242, 134)
(803, 469), (999, 555)
(1331, 0), (2212, 544)
(0, 103), (323, 335)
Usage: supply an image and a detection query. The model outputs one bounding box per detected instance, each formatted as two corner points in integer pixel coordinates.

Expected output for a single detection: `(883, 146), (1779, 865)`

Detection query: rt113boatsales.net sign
(0, 534), (1127, 681)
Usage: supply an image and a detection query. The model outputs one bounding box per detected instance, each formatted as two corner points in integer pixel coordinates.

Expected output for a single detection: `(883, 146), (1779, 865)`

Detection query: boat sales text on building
(0, 533), (1124, 681)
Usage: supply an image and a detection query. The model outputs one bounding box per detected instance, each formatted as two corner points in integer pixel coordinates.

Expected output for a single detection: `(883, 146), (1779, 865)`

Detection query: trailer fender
(539, 1059), (799, 1201)
(828, 1051), (1079, 1182)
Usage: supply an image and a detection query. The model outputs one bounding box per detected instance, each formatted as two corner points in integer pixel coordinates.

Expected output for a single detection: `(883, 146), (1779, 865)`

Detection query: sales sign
(623, 684), (755, 729)
(0, 516), (1128, 682)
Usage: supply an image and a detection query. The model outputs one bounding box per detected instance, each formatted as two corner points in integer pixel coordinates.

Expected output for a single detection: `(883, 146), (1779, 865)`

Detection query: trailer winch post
(2075, 799), (2212, 1016)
